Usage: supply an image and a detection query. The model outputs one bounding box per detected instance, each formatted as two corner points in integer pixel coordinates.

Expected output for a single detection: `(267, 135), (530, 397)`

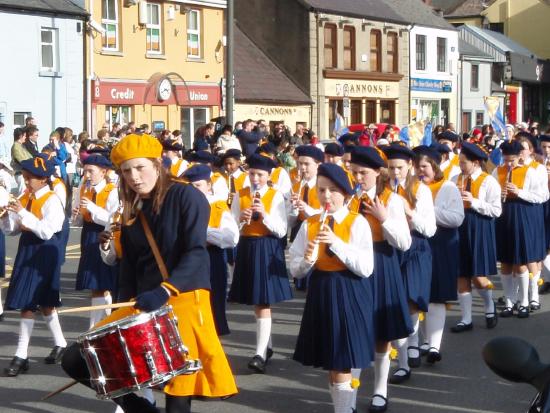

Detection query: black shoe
(426, 348), (442, 364)
(369, 394), (388, 412)
(407, 346), (421, 368)
(44, 346), (66, 364)
(517, 305), (530, 319)
(248, 355), (266, 373)
(419, 343), (430, 357)
(530, 300), (541, 311)
(450, 322), (473, 333)
(4, 356), (29, 377)
(485, 302), (498, 329)
(389, 368), (410, 384)
(500, 307), (514, 318)
(117, 393), (159, 413)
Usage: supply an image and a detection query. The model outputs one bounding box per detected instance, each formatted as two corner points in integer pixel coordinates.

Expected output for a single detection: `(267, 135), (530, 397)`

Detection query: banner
(484, 96), (505, 134)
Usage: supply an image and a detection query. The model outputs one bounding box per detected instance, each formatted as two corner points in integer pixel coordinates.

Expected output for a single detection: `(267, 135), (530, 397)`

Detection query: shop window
(370, 30), (381, 72)
(13, 112), (32, 129)
(187, 9), (201, 58)
(146, 3), (162, 54)
(343, 26), (355, 70)
(471, 64), (479, 90)
(328, 99), (343, 137)
(416, 99), (440, 124)
(105, 106), (132, 130)
(40, 28), (58, 72)
(476, 111), (484, 126)
(386, 32), (398, 73)
(366, 101), (376, 124)
(416, 34), (426, 71)
(324, 24), (337, 69)
(380, 101), (395, 124)
(101, 0), (119, 50)
(181, 107), (209, 150)
(437, 37), (447, 72)
(350, 99), (361, 124)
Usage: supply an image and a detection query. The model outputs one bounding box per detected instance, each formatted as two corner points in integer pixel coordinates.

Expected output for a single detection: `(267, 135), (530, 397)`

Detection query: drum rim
(77, 305), (174, 342)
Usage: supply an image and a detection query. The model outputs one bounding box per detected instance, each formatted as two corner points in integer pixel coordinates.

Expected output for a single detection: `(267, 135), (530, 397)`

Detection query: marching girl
(517, 136), (550, 310)
(73, 154), (119, 328)
(413, 146), (465, 363)
(189, 150), (229, 202)
(290, 163), (375, 413)
(223, 149), (248, 202)
(62, 133), (237, 413)
(437, 131), (461, 181)
(228, 153), (292, 373)
(348, 146), (412, 413)
(450, 142), (501, 332)
(494, 140), (547, 319)
(381, 143), (436, 382)
(183, 164), (239, 336)
(0, 165), (13, 322)
(2, 156), (67, 376)
(162, 140), (187, 178)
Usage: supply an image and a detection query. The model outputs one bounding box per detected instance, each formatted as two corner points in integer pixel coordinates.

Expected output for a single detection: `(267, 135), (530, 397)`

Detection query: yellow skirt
(94, 289), (238, 398)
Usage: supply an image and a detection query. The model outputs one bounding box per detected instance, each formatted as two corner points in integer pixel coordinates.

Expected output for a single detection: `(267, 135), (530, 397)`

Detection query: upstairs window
(146, 3), (162, 53)
(370, 30), (381, 72)
(41, 28), (58, 71)
(387, 32), (398, 73)
(343, 26), (355, 70)
(187, 9), (201, 58)
(437, 37), (447, 72)
(324, 24), (337, 69)
(416, 34), (426, 71)
(101, 0), (119, 50)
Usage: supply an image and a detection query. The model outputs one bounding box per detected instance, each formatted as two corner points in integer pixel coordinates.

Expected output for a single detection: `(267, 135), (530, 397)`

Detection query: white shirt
(207, 194), (239, 249)
(440, 155), (461, 181)
(231, 184), (287, 238)
(452, 168), (502, 218)
(52, 178), (67, 210)
(271, 167), (292, 200)
(1, 185), (64, 240)
(289, 206), (374, 278)
(524, 158), (550, 203)
(212, 174), (230, 203)
(491, 164), (546, 204)
(73, 179), (119, 226)
(302, 176), (323, 218)
(64, 142), (77, 174)
(396, 180), (437, 237)
(433, 180), (464, 228)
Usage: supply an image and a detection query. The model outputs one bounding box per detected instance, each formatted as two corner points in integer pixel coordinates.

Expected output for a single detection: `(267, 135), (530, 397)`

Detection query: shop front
(234, 103), (312, 131)
(411, 77), (456, 126)
(92, 77), (220, 148)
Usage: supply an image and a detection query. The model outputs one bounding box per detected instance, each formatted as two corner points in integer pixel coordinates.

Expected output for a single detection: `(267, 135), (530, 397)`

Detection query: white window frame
(146, 2), (162, 54)
(101, 0), (119, 51)
(105, 105), (132, 130)
(40, 27), (58, 72)
(437, 37), (447, 72)
(186, 9), (201, 58)
(14, 112), (32, 129)
(181, 106), (209, 149)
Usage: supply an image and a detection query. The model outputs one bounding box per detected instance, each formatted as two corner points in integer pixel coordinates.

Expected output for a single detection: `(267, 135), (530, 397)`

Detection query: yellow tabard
(427, 178), (446, 202)
(349, 187), (392, 242)
(496, 165), (528, 201)
(291, 180), (321, 221)
(456, 172), (489, 209)
(209, 200), (229, 229)
(239, 187), (276, 237)
(80, 182), (116, 223)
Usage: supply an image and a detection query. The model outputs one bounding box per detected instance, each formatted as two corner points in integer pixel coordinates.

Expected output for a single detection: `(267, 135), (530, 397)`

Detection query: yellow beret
(110, 134), (162, 168)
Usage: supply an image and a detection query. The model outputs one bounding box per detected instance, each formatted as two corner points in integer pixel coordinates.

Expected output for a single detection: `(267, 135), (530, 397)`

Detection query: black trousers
(61, 343), (191, 412)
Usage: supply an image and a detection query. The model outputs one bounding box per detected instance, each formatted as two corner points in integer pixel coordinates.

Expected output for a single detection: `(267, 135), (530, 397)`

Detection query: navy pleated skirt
(6, 231), (62, 310)
(371, 241), (413, 342)
(0, 231), (5, 278)
(228, 236), (292, 305)
(496, 199), (545, 265)
(208, 245), (230, 336)
(293, 269), (375, 371)
(429, 226), (459, 303)
(59, 217), (70, 264)
(545, 199), (550, 250)
(396, 232), (432, 312)
(458, 209), (497, 278)
(76, 221), (118, 291)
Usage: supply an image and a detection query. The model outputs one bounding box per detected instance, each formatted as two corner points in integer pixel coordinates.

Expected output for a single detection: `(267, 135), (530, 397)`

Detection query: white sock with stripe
(15, 318), (35, 359)
(331, 380), (354, 413)
(518, 271), (530, 307)
(458, 292), (472, 324)
(426, 303), (446, 351)
(43, 311), (67, 348)
(350, 368), (361, 410)
(255, 317), (271, 359)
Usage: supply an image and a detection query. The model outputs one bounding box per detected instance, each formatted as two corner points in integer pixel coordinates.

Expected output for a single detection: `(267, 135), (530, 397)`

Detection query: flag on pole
(422, 122), (433, 146)
(484, 96), (505, 134)
(399, 126), (410, 145)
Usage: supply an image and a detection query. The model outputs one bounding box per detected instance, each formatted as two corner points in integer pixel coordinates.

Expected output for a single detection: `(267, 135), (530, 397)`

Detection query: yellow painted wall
(483, 0), (550, 59)
(447, 16), (482, 27)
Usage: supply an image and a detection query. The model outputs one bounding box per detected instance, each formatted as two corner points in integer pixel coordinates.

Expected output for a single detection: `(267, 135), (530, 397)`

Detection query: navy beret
(500, 140), (522, 156)
(413, 145), (442, 165)
(191, 150), (216, 164)
(87, 146), (111, 156)
(317, 163), (354, 195)
(21, 156), (55, 178)
(339, 132), (360, 145)
(162, 140), (183, 151)
(222, 149), (242, 160)
(431, 142), (451, 154)
(539, 135), (550, 143)
(343, 145), (355, 154)
(325, 142), (344, 157)
(437, 131), (459, 143)
(461, 142), (488, 161)
(383, 142), (415, 161)
(247, 153), (276, 172)
(351, 146), (386, 169)
(83, 154), (113, 169)
(257, 142), (277, 155)
(295, 145), (324, 163)
(183, 164), (212, 182)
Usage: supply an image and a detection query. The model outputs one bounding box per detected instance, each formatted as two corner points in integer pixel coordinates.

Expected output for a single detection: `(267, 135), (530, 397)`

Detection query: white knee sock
(530, 271), (541, 304)
(331, 380), (354, 413)
(373, 352), (390, 400)
(255, 317), (271, 359)
(426, 303), (446, 351)
(477, 288), (494, 315)
(15, 318), (35, 359)
(350, 368), (361, 410)
(90, 296), (108, 329)
(500, 273), (514, 308)
(458, 292), (472, 324)
(518, 271), (530, 307)
(407, 313), (420, 358)
(543, 255), (550, 278)
(512, 276), (520, 305)
(392, 337), (409, 372)
(43, 312), (67, 348)
(418, 317), (428, 350)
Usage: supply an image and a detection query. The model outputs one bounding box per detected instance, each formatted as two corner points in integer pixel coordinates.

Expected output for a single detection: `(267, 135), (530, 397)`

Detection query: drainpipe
(87, 0), (94, 134)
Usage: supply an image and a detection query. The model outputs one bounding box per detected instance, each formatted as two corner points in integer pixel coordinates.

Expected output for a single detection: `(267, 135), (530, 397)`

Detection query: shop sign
(411, 78), (452, 93)
(325, 79), (399, 98)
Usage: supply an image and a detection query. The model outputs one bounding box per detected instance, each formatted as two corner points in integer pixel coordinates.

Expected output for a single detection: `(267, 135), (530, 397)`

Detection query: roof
(459, 38), (493, 60)
(297, 0), (406, 24)
(446, 0), (485, 17)
(383, 0), (456, 30)
(0, 0), (88, 17)
(234, 25), (312, 105)
(461, 25), (536, 57)
(429, 0), (463, 12)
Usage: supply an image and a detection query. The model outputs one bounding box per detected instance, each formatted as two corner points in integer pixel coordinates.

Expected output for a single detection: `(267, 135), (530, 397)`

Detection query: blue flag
(422, 123), (433, 146)
(399, 126), (410, 144)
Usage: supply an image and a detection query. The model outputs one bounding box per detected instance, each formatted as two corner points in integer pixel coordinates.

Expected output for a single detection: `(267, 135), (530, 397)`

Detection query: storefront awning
(508, 52), (544, 83)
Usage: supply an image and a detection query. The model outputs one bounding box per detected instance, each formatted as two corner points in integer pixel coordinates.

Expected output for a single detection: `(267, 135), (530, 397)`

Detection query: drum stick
(41, 380), (78, 401)
(58, 301), (135, 314)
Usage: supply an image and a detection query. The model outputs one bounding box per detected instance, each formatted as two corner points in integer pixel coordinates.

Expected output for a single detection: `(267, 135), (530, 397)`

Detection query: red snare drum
(78, 305), (201, 399)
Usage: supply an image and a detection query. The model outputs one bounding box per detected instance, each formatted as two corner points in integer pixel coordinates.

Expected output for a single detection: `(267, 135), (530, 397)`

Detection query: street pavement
(0, 228), (547, 413)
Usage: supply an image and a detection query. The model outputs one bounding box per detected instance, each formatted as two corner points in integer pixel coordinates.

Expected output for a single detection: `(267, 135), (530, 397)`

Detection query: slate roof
(234, 25), (312, 105)
(383, 0), (456, 30)
(296, 0), (406, 24)
(430, 0), (463, 12)
(0, 0), (87, 17)
(446, 0), (485, 17)
(459, 38), (493, 60)
(461, 25), (535, 57)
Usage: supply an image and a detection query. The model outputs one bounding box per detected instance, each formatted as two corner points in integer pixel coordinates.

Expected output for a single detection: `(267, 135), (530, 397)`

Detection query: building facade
(0, 0), (87, 148)
(86, 0), (226, 148)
